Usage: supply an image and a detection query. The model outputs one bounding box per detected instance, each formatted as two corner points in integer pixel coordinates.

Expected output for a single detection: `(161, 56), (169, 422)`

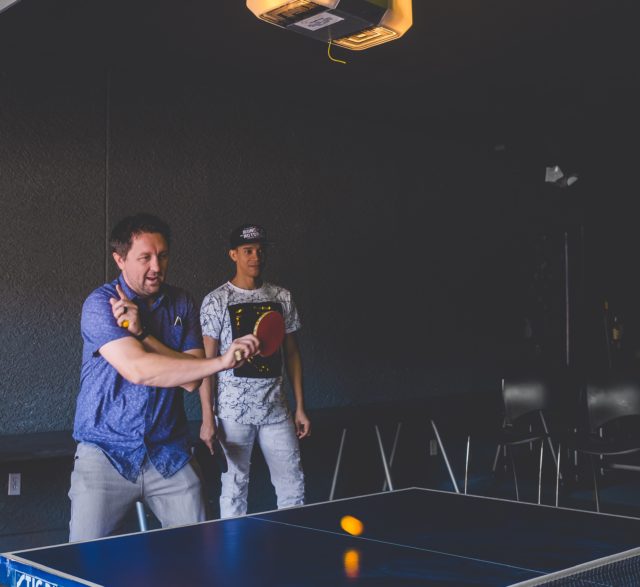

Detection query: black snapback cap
(229, 224), (272, 248)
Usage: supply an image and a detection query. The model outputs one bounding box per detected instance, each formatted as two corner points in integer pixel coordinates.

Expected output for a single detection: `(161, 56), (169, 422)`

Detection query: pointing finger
(115, 283), (129, 302)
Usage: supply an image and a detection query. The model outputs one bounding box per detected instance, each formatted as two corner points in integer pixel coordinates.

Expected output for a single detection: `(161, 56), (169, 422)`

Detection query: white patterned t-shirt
(200, 281), (301, 425)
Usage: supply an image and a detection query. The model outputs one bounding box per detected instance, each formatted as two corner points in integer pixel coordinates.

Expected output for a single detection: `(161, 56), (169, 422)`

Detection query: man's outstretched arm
(99, 335), (258, 390)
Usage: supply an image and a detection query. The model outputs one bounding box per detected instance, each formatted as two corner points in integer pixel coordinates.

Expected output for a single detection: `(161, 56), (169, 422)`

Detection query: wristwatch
(133, 328), (149, 342)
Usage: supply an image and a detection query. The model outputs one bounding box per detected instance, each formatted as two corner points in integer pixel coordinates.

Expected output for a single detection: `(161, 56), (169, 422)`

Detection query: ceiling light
(247, 0), (412, 51)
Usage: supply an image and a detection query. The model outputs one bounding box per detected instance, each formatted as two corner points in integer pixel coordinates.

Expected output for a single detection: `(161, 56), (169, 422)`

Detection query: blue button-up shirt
(73, 275), (204, 482)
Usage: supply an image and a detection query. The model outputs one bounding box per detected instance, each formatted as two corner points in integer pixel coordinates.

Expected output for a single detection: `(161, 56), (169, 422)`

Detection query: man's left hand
(295, 408), (311, 439)
(110, 284), (142, 335)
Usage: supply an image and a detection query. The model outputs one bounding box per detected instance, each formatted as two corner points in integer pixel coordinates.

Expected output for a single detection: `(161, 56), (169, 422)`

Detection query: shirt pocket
(169, 324), (185, 350)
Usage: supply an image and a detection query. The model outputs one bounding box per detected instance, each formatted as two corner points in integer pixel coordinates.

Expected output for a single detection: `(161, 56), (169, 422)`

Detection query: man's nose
(150, 256), (161, 271)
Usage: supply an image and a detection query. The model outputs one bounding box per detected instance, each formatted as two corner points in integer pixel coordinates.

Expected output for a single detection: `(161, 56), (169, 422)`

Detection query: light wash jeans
(217, 417), (305, 518)
(68, 443), (205, 542)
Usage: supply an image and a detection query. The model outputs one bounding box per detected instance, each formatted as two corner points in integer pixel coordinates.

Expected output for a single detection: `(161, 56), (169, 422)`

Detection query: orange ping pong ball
(340, 515), (364, 536)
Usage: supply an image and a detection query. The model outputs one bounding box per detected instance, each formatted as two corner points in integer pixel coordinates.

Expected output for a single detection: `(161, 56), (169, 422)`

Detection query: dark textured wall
(0, 0), (509, 435)
(1, 0), (639, 550)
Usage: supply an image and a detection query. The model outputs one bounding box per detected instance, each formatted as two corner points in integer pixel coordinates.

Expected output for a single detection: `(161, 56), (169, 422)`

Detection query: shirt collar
(117, 274), (168, 309)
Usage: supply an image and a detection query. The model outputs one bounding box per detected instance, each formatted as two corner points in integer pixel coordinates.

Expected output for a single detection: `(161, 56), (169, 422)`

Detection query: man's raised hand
(109, 284), (142, 335)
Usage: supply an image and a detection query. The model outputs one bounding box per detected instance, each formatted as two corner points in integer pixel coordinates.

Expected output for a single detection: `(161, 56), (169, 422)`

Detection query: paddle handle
(234, 350), (243, 361)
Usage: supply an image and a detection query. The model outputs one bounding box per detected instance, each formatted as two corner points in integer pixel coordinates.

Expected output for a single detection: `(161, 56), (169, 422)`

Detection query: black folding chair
(489, 376), (559, 504)
(565, 375), (640, 512)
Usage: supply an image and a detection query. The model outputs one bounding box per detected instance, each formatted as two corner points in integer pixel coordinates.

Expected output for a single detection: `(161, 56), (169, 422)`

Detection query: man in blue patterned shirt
(69, 213), (259, 541)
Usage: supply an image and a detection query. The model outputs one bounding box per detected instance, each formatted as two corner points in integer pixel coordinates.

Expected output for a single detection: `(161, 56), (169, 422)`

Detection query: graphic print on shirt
(229, 301), (284, 379)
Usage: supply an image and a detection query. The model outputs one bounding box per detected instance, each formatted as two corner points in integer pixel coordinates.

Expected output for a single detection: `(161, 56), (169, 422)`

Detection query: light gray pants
(68, 443), (205, 542)
(218, 417), (305, 518)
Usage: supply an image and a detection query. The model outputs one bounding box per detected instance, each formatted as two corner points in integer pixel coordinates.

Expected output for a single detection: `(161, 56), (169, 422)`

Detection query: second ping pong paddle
(234, 310), (285, 362)
(212, 437), (228, 473)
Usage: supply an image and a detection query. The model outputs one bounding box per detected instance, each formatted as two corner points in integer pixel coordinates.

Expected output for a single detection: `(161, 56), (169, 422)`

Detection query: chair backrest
(502, 377), (553, 426)
(586, 376), (640, 433)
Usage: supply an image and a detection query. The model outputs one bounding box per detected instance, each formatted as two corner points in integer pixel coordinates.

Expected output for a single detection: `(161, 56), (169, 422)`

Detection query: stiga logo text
(15, 571), (58, 587)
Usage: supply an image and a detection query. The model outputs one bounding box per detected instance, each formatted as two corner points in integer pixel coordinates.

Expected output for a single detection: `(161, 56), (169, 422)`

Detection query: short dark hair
(109, 213), (171, 258)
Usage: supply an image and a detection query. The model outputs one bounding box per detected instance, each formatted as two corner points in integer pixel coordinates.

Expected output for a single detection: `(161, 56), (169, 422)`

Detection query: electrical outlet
(429, 439), (438, 456)
(8, 473), (21, 496)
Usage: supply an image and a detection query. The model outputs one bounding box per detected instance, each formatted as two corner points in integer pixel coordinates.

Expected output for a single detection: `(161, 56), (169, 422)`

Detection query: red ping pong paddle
(234, 310), (285, 361)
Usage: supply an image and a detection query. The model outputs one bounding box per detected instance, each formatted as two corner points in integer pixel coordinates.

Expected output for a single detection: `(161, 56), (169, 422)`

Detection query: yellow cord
(327, 39), (347, 64)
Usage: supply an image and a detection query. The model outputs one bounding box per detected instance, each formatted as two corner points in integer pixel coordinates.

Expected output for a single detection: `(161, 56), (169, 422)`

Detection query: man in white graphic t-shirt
(199, 223), (311, 517)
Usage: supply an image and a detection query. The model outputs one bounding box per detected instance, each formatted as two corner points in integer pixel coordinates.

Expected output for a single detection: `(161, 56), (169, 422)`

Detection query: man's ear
(228, 249), (238, 263)
(112, 251), (126, 271)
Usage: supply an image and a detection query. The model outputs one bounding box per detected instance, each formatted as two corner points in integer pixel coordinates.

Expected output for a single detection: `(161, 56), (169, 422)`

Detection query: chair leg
(430, 419), (460, 494)
(555, 443), (561, 507)
(572, 436), (579, 484)
(539, 412), (561, 479)
(492, 443), (503, 473)
(590, 455), (601, 513)
(538, 439), (544, 505)
(374, 425), (394, 491)
(382, 422), (402, 492)
(136, 501), (148, 532)
(492, 418), (507, 473)
(464, 435), (470, 495)
(509, 448), (520, 501)
(329, 428), (347, 501)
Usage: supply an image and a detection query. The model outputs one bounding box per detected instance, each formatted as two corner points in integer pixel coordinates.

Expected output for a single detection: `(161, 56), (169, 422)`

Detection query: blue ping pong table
(3, 487), (640, 586)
